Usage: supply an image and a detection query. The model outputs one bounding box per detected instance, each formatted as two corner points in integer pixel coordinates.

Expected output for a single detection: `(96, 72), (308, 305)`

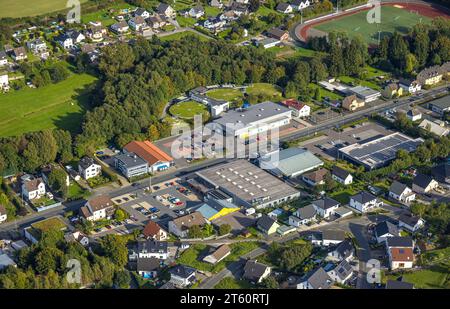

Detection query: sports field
(0, 0), (89, 18)
(313, 6), (433, 45)
(206, 88), (244, 101)
(0, 73), (97, 137)
(169, 100), (208, 119)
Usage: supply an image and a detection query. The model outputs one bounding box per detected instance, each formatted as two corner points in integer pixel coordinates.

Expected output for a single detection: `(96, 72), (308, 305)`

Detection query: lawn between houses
(176, 242), (261, 274)
(0, 72), (98, 137)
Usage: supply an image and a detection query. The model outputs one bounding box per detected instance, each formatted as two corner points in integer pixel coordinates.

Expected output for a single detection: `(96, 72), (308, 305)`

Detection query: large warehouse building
(211, 101), (292, 139)
(193, 159), (300, 209)
(338, 132), (423, 170)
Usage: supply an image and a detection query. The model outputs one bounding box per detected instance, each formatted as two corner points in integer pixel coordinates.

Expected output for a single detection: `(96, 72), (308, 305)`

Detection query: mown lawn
(214, 277), (253, 289)
(81, 1), (135, 27)
(169, 100), (208, 119)
(160, 31), (210, 42)
(206, 88), (244, 101)
(0, 0), (88, 18)
(388, 266), (450, 289)
(0, 73), (98, 137)
(177, 242), (261, 274)
(246, 83), (283, 102)
(338, 75), (382, 91)
(309, 83), (344, 101)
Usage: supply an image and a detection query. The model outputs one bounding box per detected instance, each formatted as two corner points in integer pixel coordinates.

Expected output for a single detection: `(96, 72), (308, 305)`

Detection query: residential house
(68, 31), (85, 43)
(280, 99), (310, 117)
(289, 204), (317, 227)
(276, 3), (293, 14)
(386, 237), (414, 269)
(348, 86), (381, 103)
(0, 254), (17, 270)
(56, 34), (74, 49)
(388, 181), (416, 204)
(385, 280), (414, 289)
(432, 163), (450, 184)
(342, 94), (365, 111)
(0, 74), (9, 91)
(374, 221), (399, 243)
(64, 231), (89, 246)
(331, 166), (353, 185)
(169, 265), (196, 287)
(0, 205), (7, 224)
(12, 47), (27, 61)
(312, 197), (340, 219)
(398, 214), (425, 233)
(427, 96), (450, 116)
(128, 16), (148, 31)
(291, 0), (311, 11)
(266, 28), (289, 41)
(147, 14), (166, 29)
(134, 240), (169, 260)
(229, 2), (249, 16)
(137, 257), (160, 279)
(302, 168), (328, 186)
(143, 221), (168, 241)
(21, 177), (46, 200)
(349, 191), (381, 213)
(327, 260), (353, 284)
(26, 38), (48, 58)
(243, 260), (271, 284)
(80, 195), (115, 221)
(157, 3), (176, 19)
(203, 244), (231, 264)
(168, 211), (207, 238)
(111, 21), (130, 34)
(412, 174), (438, 194)
(311, 230), (346, 247)
(0, 51), (7, 66)
(114, 152), (149, 179)
(297, 267), (332, 289)
(382, 83), (403, 99)
(87, 24), (106, 42)
(406, 109), (422, 122)
(327, 239), (354, 262)
(399, 78), (422, 94)
(210, 0), (224, 8)
(124, 140), (174, 173)
(199, 17), (226, 32)
(134, 7), (150, 19)
(256, 215), (280, 235)
(189, 5), (205, 18)
(78, 156), (102, 180)
(417, 65), (443, 86)
(418, 119), (449, 137)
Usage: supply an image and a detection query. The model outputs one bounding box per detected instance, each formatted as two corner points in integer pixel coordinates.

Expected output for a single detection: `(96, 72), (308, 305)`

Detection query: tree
(114, 209), (127, 221)
(47, 168), (69, 198)
(249, 0), (260, 12)
(314, 87), (321, 101)
(188, 225), (203, 238)
(405, 53), (417, 74)
(410, 202), (426, 218)
(147, 124), (160, 141)
(261, 276), (279, 289)
(114, 270), (131, 289)
(99, 235), (128, 268)
(219, 224), (232, 236)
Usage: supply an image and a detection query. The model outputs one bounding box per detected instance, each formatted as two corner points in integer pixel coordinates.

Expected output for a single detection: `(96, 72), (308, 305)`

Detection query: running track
(294, 0), (450, 42)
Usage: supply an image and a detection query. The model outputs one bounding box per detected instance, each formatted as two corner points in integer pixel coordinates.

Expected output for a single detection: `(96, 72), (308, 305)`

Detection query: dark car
(132, 183), (140, 187)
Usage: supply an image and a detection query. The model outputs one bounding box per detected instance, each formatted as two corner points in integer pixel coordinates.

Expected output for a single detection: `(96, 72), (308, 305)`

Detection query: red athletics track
(295, 1), (450, 42)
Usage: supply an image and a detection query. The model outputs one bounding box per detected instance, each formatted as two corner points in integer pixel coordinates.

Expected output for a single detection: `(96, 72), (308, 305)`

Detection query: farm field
(0, 73), (97, 137)
(169, 100), (208, 119)
(313, 6), (433, 45)
(0, 0), (89, 18)
(206, 88), (244, 101)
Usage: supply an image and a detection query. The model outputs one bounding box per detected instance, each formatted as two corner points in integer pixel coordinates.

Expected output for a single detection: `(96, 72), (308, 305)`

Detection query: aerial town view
(0, 0), (449, 302)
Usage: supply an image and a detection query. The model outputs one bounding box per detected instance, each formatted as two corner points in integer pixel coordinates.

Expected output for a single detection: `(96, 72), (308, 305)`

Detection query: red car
(175, 201), (184, 206)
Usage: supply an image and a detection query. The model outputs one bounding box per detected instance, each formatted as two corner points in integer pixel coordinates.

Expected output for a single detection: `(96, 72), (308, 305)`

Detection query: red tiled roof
(390, 247), (414, 262)
(124, 140), (173, 166)
(281, 99), (307, 111)
(143, 221), (163, 238)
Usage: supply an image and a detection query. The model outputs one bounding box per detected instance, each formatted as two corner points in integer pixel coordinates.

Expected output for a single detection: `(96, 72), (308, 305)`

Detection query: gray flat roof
(259, 148), (324, 177)
(212, 101), (291, 128)
(349, 86), (380, 98)
(196, 159), (299, 207)
(339, 132), (423, 168)
(429, 96), (450, 109)
(115, 152), (147, 167)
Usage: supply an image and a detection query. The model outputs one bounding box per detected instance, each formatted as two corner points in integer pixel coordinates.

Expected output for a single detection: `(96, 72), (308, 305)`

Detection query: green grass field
(313, 6), (432, 45)
(0, 0), (89, 18)
(206, 88), (244, 101)
(81, 1), (135, 27)
(246, 83), (283, 102)
(0, 73), (97, 137)
(160, 31), (211, 42)
(169, 100), (208, 119)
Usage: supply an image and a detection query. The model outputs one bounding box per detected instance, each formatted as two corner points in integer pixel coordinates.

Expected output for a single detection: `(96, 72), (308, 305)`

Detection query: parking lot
(115, 178), (203, 230)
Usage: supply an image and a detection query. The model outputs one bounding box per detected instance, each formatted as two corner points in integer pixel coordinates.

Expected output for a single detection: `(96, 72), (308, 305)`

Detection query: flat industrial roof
(349, 86), (380, 98)
(428, 96), (450, 109)
(196, 159), (299, 207)
(339, 132), (423, 168)
(212, 101), (291, 128)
